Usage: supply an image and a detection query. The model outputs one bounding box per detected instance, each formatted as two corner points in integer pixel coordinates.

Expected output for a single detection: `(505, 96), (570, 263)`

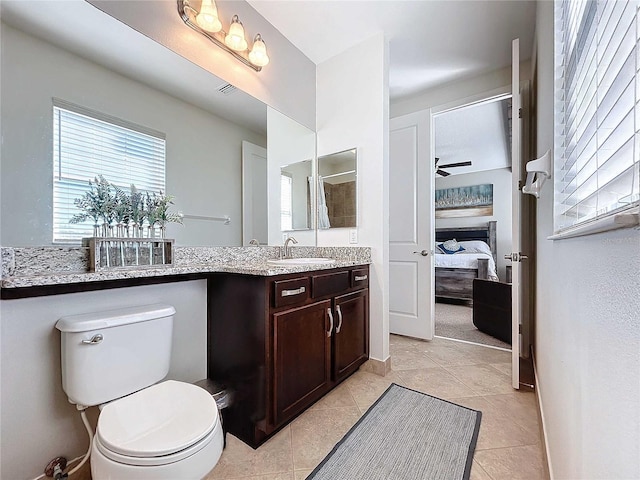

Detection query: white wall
(534, 2), (640, 479)
(391, 61), (531, 119)
(316, 34), (389, 362)
(0, 24), (266, 247)
(267, 107), (316, 246)
(89, 0), (316, 131)
(435, 168), (512, 279)
(0, 281), (208, 480)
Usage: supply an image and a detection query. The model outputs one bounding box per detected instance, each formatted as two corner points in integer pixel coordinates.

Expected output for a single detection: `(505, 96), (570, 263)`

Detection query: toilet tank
(56, 304), (176, 407)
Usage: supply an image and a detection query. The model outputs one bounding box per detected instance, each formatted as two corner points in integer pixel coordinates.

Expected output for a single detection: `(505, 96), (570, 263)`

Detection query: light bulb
(196, 0), (222, 32)
(225, 15), (248, 51)
(249, 34), (269, 67)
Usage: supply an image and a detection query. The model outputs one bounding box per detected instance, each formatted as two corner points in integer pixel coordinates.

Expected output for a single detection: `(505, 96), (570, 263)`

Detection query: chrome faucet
(283, 236), (298, 258)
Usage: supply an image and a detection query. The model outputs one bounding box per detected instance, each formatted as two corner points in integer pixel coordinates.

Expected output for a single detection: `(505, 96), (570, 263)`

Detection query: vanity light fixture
(225, 15), (248, 51)
(178, 0), (270, 71)
(195, 0), (222, 32)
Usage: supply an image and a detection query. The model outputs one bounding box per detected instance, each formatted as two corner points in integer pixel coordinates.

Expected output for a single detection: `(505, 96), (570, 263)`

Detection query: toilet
(56, 304), (223, 480)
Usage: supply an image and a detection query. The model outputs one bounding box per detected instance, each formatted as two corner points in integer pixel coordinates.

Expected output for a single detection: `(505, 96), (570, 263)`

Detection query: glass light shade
(225, 15), (248, 51)
(196, 0), (222, 32)
(249, 34), (269, 67)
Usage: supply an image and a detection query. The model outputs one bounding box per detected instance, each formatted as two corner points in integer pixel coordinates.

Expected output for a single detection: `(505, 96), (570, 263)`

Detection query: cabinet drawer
(351, 268), (369, 288)
(311, 271), (350, 298)
(273, 277), (310, 308)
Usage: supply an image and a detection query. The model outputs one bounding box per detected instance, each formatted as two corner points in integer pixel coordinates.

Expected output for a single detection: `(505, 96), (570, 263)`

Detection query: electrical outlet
(349, 229), (358, 244)
(282, 233), (288, 242)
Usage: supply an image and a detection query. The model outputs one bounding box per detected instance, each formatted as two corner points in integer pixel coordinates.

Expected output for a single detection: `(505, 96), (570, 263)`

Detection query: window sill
(548, 205), (640, 240)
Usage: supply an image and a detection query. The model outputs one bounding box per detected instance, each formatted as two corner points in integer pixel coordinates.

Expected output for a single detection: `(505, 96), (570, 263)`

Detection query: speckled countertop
(1, 245), (371, 289)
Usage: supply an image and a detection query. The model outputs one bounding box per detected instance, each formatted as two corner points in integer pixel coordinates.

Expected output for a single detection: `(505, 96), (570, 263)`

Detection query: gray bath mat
(308, 383), (481, 480)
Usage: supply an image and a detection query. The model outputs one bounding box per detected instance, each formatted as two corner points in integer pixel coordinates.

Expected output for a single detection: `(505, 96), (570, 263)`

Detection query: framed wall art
(435, 184), (493, 218)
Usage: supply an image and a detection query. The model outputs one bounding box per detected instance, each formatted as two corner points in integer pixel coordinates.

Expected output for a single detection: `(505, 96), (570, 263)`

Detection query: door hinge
(518, 180), (525, 190)
(519, 107), (523, 119)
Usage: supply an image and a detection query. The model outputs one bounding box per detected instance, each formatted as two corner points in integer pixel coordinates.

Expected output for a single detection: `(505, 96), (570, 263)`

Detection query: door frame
(429, 85), (513, 339)
(429, 87), (512, 341)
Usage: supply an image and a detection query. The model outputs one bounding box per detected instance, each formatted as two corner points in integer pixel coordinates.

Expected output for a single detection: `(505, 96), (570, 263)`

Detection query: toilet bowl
(91, 381), (224, 480)
(56, 305), (223, 480)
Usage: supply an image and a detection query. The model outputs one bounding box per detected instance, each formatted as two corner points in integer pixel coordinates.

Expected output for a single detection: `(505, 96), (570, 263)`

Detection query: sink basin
(267, 257), (336, 266)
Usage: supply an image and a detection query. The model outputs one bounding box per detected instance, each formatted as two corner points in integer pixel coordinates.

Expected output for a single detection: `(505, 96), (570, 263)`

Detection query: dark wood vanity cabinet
(273, 299), (332, 425)
(333, 289), (369, 382)
(207, 265), (369, 448)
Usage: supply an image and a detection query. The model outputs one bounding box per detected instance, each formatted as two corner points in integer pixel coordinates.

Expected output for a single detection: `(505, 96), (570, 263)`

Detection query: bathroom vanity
(207, 265), (369, 447)
(0, 245), (371, 452)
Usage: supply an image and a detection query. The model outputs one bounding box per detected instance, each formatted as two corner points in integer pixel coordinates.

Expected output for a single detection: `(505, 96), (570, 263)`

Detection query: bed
(435, 221), (497, 302)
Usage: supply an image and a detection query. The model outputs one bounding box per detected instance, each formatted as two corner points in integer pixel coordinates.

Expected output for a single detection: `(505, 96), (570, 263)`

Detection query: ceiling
(248, 0), (536, 99)
(435, 97), (512, 177)
(1, 0), (536, 132)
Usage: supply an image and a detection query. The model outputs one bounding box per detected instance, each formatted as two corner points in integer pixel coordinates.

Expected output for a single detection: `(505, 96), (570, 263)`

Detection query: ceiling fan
(435, 158), (472, 177)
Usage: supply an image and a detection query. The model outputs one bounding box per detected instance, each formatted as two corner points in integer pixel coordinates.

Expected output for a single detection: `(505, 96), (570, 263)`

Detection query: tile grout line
(288, 424), (296, 478)
(475, 440), (543, 452)
(472, 459), (496, 480)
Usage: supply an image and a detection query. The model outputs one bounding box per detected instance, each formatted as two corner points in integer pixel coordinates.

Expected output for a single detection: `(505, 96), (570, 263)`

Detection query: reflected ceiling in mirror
(318, 149), (357, 229)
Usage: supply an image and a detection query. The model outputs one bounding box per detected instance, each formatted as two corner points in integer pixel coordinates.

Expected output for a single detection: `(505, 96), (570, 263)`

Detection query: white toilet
(56, 304), (223, 480)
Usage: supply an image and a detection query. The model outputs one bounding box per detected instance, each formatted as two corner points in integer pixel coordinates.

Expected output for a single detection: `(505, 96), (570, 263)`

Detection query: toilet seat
(96, 380), (219, 466)
(95, 423), (218, 467)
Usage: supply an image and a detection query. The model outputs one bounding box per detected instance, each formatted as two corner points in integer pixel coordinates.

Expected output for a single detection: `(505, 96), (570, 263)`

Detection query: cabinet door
(273, 300), (332, 425)
(333, 289), (369, 382)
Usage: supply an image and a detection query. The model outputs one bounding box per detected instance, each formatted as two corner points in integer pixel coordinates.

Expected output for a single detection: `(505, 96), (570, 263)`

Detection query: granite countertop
(1, 245), (371, 289)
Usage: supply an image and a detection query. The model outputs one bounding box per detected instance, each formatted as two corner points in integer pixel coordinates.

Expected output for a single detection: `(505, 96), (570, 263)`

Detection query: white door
(389, 111), (433, 339)
(509, 38), (522, 389)
(241, 141), (268, 245)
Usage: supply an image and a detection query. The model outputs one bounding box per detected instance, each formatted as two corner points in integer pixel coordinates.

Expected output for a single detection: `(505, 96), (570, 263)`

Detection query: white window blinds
(280, 173), (293, 231)
(53, 100), (166, 242)
(554, 0), (640, 233)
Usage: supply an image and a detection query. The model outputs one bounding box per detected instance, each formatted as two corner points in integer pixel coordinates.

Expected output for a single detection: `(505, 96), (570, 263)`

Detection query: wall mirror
(0, 2), (316, 248)
(317, 149), (357, 229)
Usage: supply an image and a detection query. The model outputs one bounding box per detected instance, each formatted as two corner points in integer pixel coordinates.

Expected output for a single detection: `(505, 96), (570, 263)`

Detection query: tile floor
(206, 335), (548, 480)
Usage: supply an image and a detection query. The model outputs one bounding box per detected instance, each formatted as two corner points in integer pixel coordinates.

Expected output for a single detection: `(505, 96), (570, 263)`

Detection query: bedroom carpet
(307, 384), (481, 480)
(435, 303), (511, 349)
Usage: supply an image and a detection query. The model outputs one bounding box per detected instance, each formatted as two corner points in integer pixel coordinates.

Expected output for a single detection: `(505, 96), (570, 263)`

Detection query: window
(280, 172), (293, 231)
(53, 100), (166, 242)
(554, 0), (640, 234)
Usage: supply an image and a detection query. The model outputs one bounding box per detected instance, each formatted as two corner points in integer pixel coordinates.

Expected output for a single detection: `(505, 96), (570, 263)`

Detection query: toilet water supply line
(56, 407), (93, 479)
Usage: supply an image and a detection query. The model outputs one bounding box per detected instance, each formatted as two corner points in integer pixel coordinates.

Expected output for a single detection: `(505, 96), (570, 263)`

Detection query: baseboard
(532, 351), (554, 480)
(360, 356), (391, 376)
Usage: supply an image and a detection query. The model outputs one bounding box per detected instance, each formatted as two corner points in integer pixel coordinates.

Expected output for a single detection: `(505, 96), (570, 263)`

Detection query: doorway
(432, 95), (513, 352)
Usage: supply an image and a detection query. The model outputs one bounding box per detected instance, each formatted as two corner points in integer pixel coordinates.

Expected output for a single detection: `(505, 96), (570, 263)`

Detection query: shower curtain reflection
(316, 176), (331, 229)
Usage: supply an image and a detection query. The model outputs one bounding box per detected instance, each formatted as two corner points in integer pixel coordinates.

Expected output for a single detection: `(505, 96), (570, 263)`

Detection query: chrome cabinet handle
(327, 308), (334, 337)
(335, 305), (343, 334)
(82, 334), (103, 345)
(354, 275), (367, 281)
(412, 250), (429, 256)
(282, 286), (306, 297)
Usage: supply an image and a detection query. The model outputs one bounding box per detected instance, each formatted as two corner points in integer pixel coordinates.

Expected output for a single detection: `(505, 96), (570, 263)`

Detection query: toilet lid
(97, 380), (219, 458)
